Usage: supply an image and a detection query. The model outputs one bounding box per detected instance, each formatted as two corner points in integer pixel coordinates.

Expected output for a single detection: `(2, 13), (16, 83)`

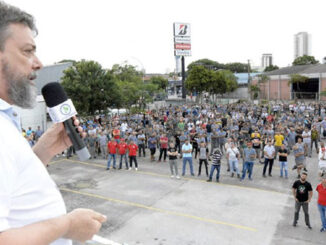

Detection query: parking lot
(49, 153), (325, 245)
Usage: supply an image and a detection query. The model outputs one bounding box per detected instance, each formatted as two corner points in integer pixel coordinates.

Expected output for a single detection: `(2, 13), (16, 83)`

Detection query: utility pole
(247, 59), (251, 100)
(181, 56), (186, 99)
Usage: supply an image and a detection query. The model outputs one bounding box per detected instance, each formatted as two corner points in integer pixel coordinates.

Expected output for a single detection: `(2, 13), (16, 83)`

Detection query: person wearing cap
(316, 172), (326, 232)
(240, 141), (256, 181)
(292, 171), (312, 229)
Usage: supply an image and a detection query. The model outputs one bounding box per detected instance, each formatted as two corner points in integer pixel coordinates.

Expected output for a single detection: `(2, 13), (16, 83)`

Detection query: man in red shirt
(107, 138), (118, 170)
(316, 174), (326, 232)
(128, 140), (138, 170)
(118, 138), (128, 170)
(112, 126), (121, 143)
(158, 133), (168, 162)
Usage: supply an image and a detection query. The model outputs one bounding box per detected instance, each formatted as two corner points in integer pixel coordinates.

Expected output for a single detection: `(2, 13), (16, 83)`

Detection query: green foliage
(257, 74), (270, 83)
(187, 59), (251, 73)
(224, 62), (250, 73)
(185, 65), (238, 97)
(292, 55), (319, 66)
(149, 76), (168, 90)
(264, 65), (279, 72)
(320, 90), (326, 98)
(185, 65), (211, 93)
(57, 59), (77, 65)
(61, 60), (120, 115)
(288, 74), (309, 85)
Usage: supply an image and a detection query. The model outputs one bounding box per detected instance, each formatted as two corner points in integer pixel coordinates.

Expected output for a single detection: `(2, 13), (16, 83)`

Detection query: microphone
(41, 82), (90, 161)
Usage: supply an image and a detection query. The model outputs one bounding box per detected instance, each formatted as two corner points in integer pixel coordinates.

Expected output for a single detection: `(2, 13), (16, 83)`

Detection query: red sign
(175, 43), (191, 50)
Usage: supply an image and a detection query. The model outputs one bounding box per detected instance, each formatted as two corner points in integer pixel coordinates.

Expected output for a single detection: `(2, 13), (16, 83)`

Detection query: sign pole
(181, 56), (186, 99)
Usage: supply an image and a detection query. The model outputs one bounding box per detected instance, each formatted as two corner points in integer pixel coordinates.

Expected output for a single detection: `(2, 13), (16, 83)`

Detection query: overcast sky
(9, 0), (326, 73)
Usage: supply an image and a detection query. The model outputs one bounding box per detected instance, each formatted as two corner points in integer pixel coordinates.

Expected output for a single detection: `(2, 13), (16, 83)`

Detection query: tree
(185, 65), (211, 102)
(250, 85), (260, 99)
(187, 59), (223, 71)
(256, 74), (269, 99)
(224, 62), (250, 73)
(149, 76), (168, 90)
(61, 60), (120, 115)
(288, 74), (309, 99)
(264, 65), (279, 72)
(292, 55), (319, 66)
(57, 59), (77, 65)
(188, 59), (251, 73)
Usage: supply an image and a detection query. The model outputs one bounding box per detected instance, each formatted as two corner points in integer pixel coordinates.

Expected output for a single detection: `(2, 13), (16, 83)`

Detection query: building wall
(321, 78), (326, 101)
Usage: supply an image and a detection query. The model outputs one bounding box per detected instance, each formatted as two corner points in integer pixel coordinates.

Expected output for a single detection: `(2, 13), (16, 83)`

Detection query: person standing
(167, 142), (180, 179)
(128, 140), (138, 170)
(293, 137), (306, 178)
(117, 138), (128, 170)
(99, 131), (108, 159)
(182, 139), (194, 176)
(316, 173), (326, 232)
(158, 133), (168, 162)
(302, 127), (312, 157)
(274, 131), (284, 160)
(292, 171), (312, 229)
(148, 133), (157, 161)
(198, 142), (209, 177)
(106, 138), (118, 170)
(137, 130), (146, 157)
(311, 125), (319, 155)
(240, 142), (256, 181)
(207, 148), (222, 182)
(263, 140), (275, 177)
(226, 142), (240, 178)
(278, 144), (288, 178)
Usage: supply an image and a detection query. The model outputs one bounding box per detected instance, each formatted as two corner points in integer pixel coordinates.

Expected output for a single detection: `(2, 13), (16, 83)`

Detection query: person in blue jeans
(278, 144), (288, 178)
(241, 142), (256, 181)
(316, 173), (326, 232)
(207, 148), (222, 182)
(182, 139), (194, 176)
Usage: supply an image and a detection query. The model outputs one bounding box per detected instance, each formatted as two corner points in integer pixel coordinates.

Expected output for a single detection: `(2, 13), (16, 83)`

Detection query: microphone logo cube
(60, 104), (72, 115)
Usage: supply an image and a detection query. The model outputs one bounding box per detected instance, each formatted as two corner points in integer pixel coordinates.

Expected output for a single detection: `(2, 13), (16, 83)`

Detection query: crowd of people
(25, 101), (326, 233)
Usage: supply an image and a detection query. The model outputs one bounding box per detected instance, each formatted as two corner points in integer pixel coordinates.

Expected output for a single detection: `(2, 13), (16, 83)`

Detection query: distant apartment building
(261, 54), (273, 69)
(294, 32), (311, 59)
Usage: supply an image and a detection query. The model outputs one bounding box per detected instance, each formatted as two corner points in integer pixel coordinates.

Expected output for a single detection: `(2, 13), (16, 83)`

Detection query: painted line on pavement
(58, 159), (288, 195)
(48, 159), (64, 165)
(60, 187), (258, 232)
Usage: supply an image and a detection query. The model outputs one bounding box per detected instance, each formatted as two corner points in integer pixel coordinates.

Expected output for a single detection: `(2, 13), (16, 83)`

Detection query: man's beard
(2, 59), (37, 109)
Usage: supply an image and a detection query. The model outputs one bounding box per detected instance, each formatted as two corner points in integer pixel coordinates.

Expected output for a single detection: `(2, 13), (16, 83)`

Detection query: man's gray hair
(0, 1), (37, 51)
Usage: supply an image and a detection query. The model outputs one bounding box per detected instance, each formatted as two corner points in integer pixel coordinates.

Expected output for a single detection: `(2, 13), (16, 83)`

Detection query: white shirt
(0, 99), (71, 245)
(264, 145), (275, 159)
(302, 131), (311, 143)
(319, 148), (326, 169)
(227, 147), (239, 161)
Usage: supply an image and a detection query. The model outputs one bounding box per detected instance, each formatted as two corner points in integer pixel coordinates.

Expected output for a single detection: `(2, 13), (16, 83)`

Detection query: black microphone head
(41, 82), (68, 107)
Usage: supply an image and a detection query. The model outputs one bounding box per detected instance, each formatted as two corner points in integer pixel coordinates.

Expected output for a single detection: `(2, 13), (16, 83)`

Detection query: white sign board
(174, 23), (191, 37)
(174, 37), (191, 44)
(173, 22), (191, 56)
(174, 50), (191, 56)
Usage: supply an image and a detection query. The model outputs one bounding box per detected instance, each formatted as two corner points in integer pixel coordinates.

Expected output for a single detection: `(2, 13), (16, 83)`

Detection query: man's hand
(33, 117), (85, 165)
(65, 208), (107, 242)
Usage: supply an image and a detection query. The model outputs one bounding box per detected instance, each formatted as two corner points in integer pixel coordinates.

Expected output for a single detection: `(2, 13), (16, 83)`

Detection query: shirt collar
(0, 98), (21, 132)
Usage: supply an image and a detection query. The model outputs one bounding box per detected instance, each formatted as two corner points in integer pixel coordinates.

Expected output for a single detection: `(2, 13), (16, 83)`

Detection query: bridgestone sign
(173, 22), (191, 56)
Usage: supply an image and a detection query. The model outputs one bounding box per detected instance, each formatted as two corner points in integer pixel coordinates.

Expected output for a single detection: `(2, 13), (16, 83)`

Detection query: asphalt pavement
(48, 149), (325, 245)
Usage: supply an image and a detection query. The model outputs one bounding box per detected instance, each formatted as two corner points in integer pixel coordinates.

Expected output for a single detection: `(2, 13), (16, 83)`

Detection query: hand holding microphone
(34, 82), (91, 162)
